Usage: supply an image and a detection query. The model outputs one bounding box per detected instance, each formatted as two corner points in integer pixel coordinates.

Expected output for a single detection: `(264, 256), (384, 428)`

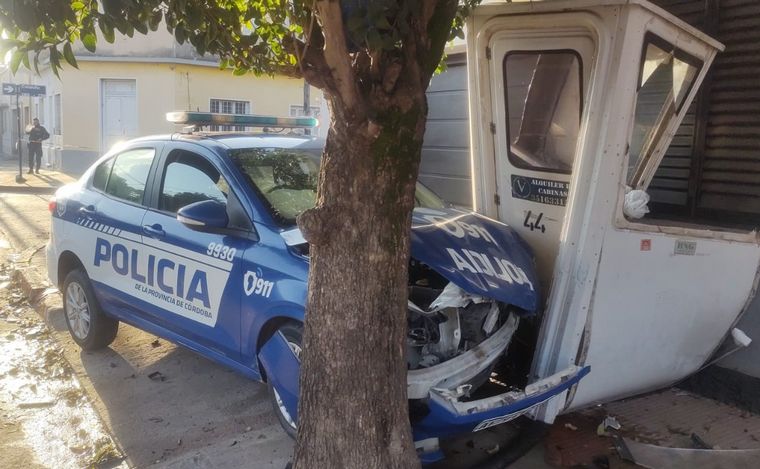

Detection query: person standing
(27, 118), (50, 174)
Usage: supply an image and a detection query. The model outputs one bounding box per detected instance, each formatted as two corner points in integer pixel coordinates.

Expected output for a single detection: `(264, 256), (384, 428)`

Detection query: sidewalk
(0, 157), (77, 194)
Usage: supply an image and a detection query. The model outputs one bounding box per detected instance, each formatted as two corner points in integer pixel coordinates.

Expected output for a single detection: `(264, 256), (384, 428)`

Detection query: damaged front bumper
(407, 312), (519, 399)
(259, 324), (590, 462)
(413, 365), (590, 440)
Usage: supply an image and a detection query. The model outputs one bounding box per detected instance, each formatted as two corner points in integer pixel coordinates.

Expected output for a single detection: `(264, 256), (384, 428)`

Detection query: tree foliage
(0, 0), (477, 85)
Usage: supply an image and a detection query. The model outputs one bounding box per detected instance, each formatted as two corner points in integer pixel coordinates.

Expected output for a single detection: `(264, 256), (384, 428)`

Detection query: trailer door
(489, 34), (595, 291)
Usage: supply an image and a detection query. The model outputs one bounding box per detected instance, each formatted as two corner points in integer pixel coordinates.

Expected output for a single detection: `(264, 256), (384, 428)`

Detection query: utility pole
(303, 81), (311, 136)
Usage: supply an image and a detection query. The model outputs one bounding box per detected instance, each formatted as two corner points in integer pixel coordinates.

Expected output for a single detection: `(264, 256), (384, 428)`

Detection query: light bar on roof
(166, 111), (318, 129)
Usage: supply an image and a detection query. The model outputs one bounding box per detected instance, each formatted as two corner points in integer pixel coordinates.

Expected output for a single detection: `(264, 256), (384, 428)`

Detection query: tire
(62, 269), (119, 350)
(266, 322), (303, 439)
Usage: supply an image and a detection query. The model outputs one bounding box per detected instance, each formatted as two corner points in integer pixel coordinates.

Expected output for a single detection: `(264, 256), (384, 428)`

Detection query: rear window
(92, 157), (114, 191)
(104, 148), (155, 204)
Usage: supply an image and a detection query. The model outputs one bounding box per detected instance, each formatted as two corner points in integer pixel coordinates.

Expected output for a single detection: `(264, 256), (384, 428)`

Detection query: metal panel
(421, 60), (472, 207)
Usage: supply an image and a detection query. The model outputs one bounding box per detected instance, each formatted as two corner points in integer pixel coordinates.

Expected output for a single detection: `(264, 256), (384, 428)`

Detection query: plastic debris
(565, 423), (579, 431)
(597, 416), (621, 436)
(428, 282), (487, 312)
(623, 187), (650, 219)
(618, 437), (760, 469)
(147, 371), (166, 382)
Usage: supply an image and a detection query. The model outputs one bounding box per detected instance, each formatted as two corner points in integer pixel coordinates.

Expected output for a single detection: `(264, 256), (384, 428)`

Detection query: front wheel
(266, 322), (302, 439)
(63, 269), (119, 350)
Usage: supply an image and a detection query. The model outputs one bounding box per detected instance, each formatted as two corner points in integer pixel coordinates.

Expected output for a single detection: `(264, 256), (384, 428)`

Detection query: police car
(46, 112), (588, 462)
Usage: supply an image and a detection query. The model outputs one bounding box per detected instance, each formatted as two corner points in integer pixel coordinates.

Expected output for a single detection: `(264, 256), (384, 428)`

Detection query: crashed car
(46, 112), (587, 462)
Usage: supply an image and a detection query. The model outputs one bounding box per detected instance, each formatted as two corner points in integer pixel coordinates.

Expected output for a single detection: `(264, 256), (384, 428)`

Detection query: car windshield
(229, 147), (446, 226)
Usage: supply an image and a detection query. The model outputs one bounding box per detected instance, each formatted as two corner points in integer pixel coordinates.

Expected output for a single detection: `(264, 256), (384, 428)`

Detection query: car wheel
(266, 322), (302, 439)
(63, 269), (119, 350)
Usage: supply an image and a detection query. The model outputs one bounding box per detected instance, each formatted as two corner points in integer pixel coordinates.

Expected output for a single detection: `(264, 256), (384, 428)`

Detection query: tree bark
(293, 96), (427, 468)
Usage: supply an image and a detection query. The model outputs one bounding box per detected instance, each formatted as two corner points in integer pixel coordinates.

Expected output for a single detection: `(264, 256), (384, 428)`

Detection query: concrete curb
(0, 185), (58, 195)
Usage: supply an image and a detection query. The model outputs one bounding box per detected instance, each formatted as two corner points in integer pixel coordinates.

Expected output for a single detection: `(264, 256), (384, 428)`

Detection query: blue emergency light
(166, 111), (318, 129)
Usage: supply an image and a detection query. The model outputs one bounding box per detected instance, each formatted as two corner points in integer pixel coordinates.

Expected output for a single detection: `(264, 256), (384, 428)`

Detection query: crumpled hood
(411, 207), (539, 312)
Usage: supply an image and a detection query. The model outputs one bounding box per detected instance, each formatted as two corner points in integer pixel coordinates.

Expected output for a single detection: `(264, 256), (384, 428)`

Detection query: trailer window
(503, 51), (582, 174)
(627, 34), (702, 187)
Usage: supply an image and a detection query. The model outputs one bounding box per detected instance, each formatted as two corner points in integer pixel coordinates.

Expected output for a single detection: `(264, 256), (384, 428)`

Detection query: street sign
(19, 84), (45, 96)
(2, 83), (46, 96)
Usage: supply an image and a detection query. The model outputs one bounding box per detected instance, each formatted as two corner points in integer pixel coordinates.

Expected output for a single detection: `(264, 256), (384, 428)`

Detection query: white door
(490, 34), (595, 292)
(101, 79), (137, 152)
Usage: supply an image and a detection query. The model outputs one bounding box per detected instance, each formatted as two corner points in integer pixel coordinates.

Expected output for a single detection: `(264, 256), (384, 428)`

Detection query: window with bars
(209, 99), (250, 131)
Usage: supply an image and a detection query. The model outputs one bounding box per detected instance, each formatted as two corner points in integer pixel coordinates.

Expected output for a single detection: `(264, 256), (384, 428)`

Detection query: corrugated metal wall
(420, 56), (472, 207)
(652, 0), (760, 225)
(699, 0), (760, 217)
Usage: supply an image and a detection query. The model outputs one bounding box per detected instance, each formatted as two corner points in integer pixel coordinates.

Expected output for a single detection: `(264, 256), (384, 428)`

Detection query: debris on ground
(147, 371), (166, 381)
(0, 263), (124, 468)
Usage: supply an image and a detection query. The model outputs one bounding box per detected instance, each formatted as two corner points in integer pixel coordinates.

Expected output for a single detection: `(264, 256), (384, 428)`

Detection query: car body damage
(410, 207), (539, 311)
(271, 204), (586, 454)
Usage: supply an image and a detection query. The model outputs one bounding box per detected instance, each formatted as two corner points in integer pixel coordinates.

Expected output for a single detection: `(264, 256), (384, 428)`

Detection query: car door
(79, 145), (160, 319)
(139, 142), (255, 361)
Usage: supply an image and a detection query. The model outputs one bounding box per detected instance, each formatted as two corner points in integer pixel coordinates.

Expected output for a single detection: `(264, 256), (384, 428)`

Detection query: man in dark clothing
(27, 118), (50, 174)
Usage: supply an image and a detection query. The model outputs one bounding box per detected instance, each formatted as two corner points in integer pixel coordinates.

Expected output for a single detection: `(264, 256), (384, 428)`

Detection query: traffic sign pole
(15, 92), (23, 183)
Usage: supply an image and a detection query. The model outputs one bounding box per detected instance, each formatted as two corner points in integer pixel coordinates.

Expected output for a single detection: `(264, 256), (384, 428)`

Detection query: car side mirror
(177, 200), (228, 231)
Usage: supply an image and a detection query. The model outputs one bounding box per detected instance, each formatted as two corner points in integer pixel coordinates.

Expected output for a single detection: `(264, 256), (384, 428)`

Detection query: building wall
(0, 59), (322, 175)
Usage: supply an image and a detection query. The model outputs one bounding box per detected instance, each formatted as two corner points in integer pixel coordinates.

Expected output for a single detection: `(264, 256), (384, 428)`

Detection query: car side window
(91, 157), (114, 191)
(160, 150), (227, 214)
(104, 148), (156, 204)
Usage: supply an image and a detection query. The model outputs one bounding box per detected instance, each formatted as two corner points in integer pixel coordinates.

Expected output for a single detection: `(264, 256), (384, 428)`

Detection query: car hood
(411, 207), (539, 312)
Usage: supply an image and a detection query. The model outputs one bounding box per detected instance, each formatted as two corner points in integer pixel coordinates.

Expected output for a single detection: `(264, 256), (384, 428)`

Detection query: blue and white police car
(46, 112), (588, 462)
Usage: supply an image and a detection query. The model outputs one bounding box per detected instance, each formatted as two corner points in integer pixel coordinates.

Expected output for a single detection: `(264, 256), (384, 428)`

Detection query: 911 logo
(244, 270), (274, 298)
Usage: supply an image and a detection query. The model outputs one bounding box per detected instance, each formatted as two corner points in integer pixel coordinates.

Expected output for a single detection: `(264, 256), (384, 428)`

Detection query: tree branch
(315, 0), (362, 112)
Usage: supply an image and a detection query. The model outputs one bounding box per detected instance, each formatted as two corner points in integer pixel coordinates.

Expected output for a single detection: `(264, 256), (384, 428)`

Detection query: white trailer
(465, 0), (758, 423)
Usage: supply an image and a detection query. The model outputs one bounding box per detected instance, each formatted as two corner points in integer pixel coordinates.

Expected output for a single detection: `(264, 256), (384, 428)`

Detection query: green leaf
(346, 16), (365, 33)
(134, 20), (148, 35)
(82, 33), (97, 52)
(10, 49), (24, 74)
(149, 10), (162, 31)
(21, 49), (30, 70)
(63, 43), (78, 68)
(71, 1), (85, 11)
(175, 27), (186, 44)
(100, 20), (116, 43)
(232, 67), (247, 76)
(49, 47), (61, 78)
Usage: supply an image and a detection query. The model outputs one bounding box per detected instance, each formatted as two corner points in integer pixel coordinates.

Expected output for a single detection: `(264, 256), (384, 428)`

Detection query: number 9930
(207, 242), (236, 261)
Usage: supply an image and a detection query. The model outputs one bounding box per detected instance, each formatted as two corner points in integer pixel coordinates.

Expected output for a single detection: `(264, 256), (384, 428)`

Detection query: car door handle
(79, 205), (96, 217)
(142, 224), (165, 238)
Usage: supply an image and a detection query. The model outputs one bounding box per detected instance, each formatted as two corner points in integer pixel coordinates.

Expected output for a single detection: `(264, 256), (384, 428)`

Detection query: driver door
(139, 143), (254, 361)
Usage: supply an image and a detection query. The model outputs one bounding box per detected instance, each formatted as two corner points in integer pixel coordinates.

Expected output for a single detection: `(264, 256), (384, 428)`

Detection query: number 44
(523, 210), (546, 233)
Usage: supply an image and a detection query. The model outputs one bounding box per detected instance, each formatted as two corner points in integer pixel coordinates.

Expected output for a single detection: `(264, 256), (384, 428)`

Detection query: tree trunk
(293, 97), (426, 468)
